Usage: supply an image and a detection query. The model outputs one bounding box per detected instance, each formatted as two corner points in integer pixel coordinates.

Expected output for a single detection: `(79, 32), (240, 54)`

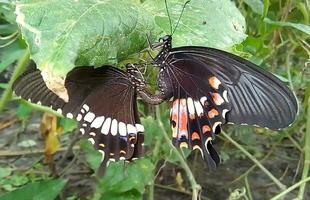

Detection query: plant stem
(155, 106), (201, 200)
(221, 131), (286, 191)
(271, 177), (310, 200)
(148, 138), (162, 200)
(297, 93), (310, 199)
(0, 49), (30, 111)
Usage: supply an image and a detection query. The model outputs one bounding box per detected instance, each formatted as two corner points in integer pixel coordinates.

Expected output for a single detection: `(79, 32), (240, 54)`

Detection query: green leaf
(0, 2), (16, 24)
(264, 18), (310, 36)
(263, 0), (269, 18)
(243, 0), (264, 15)
(0, 41), (26, 74)
(15, 0), (156, 75)
(16, 103), (32, 121)
(0, 167), (12, 179)
(143, 0), (247, 49)
(0, 179), (66, 200)
(98, 159), (154, 199)
(59, 118), (77, 134)
(80, 139), (101, 171)
(100, 190), (142, 200)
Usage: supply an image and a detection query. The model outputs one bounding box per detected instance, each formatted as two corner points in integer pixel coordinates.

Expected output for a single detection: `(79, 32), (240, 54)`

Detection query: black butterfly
(13, 64), (145, 175)
(133, 35), (298, 168)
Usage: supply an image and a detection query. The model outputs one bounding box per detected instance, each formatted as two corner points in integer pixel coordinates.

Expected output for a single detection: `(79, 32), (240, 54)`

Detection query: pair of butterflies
(13, 35), (298, 175)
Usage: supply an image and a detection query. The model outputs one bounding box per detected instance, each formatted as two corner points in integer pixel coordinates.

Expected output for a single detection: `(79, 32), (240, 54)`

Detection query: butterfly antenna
(172, 0), (191, 35)
(164, 0), (173, 34)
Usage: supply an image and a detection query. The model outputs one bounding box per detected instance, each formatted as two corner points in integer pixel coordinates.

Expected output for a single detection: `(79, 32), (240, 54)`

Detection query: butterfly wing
(13, 66), (144, 175)
(162, 55), (230, 167)
(170, 47), (298, 130)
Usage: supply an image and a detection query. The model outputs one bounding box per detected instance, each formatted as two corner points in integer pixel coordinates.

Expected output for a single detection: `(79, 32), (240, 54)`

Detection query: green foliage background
(0, 0), (309, 199)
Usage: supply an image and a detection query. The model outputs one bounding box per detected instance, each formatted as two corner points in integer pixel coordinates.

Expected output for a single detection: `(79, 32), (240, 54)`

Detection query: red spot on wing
(171, 99), (189, 139)
(191, 132), (200, 140)
(202, 125), (211, 133)
(208, 76), (221, 89)
(211, 93), (224, 105)
(208, 108), (219, 118)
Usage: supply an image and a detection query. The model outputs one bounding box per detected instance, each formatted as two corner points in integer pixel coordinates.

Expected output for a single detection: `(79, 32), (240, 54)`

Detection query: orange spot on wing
(208, 109), (219, 118)
(191, 132), (200, 140)
(209, 77), (221, 89)
(202, 125), (211, 133)
(211, 93), (224, 105)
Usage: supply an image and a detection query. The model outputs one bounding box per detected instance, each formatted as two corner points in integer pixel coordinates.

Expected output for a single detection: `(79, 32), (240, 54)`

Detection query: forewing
(171, 47), (298, 129)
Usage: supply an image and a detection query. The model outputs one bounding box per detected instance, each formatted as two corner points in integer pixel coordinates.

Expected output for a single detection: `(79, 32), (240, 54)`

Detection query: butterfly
(133, 35), (298, 169)
(13, 64), (146, 175)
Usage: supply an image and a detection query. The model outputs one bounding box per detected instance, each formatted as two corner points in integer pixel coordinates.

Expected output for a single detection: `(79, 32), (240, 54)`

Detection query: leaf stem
(297, 93), (310, 199)
(221, 131), (287, 191)
(0, 49), (30, 111)
(155, 106), (201, 200)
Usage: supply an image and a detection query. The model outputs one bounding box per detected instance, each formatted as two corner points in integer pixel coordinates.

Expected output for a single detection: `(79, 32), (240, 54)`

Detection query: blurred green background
(0, 0), (309, 199)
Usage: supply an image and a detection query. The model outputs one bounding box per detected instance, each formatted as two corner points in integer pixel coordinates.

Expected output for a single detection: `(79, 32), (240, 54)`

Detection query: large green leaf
(243, 0), (264, 15)
(142, 0), (247, 49)
(264, 18), (310, 36)
(0, 179), (66, 200)
(15, 0), (156, 75)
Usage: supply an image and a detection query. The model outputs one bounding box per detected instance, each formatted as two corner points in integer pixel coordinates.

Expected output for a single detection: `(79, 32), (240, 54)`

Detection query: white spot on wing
(89, 132), (96, 136)
(101, 117), (111, 135)
(119, 122), (127, 136)
(91, 116), (105, 128)
(187, 97), (195, 115)
(76, 114), (82, 121)
(57, 108), (62, 114)
(66, 113), (73, 119)
(200, 96), (207, 105)
(79, 128), (85, 135)
(82, 104), (89, 112)
(127, 124), (137, 134)
(37, 101), (41, 105)
(135, 124), (144, 133)
(223, 90), (229, 102)
(84, 112), (95, 122)
(204, 137), (212, 153)
(222, 109), (229, 118)
(194, 100), (204, 116)
(98, 150), (105, 161)
(111, 119), (118, 136)
(88, 138), (95, 145)
(212, 122), (222, 133)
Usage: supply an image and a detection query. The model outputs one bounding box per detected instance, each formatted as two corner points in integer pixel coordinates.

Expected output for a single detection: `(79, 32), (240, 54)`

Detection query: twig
(297, 96), (310, 199)
(0, 146), (80, 157)
(244, 176), (253, 200)
(58, 130), (81, 167)
(271, 177), (310, 200)
(155, 106), (201, 200)
(221, 131), (286, 191)
(154, 184), (210, 200)
(0, 50), (30, 111)
(226, 141), (279, 186)
(0, 118), (18, 130)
